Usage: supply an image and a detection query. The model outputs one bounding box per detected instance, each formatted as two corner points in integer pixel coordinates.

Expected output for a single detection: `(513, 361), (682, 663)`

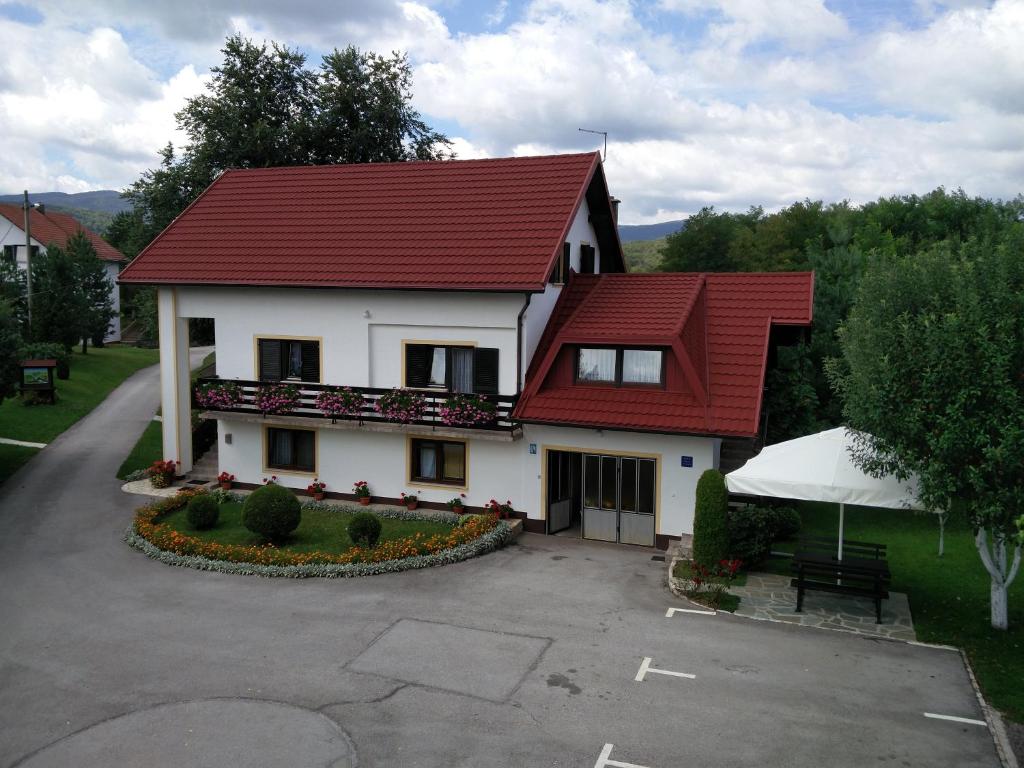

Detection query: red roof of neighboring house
(119, 152), (617, 290)
(0, 204), (124, 262)
(514, 271), (814, 438)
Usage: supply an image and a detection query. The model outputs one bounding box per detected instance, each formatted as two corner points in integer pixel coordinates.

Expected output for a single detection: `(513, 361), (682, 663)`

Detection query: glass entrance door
(582, 454), (656, 546)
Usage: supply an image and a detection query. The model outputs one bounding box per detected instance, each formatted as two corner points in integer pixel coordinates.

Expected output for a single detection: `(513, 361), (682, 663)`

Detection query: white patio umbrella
(725, 427), (942, 558)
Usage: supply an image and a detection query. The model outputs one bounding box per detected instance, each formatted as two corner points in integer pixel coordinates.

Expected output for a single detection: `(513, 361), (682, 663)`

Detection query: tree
(692, 469), (730, 567)
(124, 36), (452, 242)
(30, 244), (85, 353)
(66, 233), (115, 352)
(0, 300), (21, 406)
(0, 257), (26, 332)
(829, 230), (1024, 629)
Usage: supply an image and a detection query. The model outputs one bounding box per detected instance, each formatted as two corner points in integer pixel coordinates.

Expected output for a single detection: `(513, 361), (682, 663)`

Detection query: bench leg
(796, 585), (804, 614)
(875, 596), (882, 624)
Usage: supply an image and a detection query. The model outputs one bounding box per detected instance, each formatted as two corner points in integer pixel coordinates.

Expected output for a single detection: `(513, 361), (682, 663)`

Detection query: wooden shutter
(300, 341), (320, 382)
(406, 344), (432, 388)
(473, 347), (500, 394)
(258, 339), (283, 382)
(580, 245), (595, 274)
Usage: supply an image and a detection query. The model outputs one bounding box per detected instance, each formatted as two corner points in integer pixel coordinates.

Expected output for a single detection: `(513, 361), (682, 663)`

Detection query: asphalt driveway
(0, 358), (1001, 768)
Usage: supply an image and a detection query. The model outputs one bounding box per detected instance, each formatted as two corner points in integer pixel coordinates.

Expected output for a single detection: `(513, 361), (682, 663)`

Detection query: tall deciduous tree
(30, 244), (85, 353)
(116, 35), (452, 247)
(829, 231), (1024, 630)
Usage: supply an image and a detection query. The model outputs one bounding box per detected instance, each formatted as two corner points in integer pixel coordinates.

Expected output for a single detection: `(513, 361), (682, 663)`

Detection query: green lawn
(0, 346), (159, 482)
(769, 501), (1023, 722)
(117, 420), (163, 480)
(161, 501), (454, 556)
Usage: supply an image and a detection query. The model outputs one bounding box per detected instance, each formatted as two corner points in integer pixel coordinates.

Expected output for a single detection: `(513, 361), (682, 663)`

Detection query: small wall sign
(529, 443), (537, 455)
(680, 455), (694, 468)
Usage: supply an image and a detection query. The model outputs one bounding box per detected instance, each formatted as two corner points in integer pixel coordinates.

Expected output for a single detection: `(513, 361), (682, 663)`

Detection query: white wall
(213, 415), (714, 537)
(104, 261), (121, 342)
(177, 287), (524, 393)
(520, 198), (602, 386)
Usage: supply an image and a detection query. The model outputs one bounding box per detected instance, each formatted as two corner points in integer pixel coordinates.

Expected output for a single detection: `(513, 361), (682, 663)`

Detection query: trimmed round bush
(348, 512), (382, 548)
(242, 483), (301, 541)
(186, 493), (220, 530)
(692, 469), (730, 567)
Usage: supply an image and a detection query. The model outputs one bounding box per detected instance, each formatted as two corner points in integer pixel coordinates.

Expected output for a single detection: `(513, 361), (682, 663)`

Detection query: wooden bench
(790, 538), (891, 623)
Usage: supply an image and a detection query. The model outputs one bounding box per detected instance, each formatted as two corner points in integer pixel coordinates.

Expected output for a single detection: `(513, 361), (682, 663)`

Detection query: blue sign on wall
(681, 455), (694, 468)
(529, 443), (537, 455)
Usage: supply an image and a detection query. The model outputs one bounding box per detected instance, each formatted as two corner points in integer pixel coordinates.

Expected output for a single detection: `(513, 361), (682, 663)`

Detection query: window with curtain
(405, 344), (499, 394)
(258, 338), (320, 382)
(622, 350), (662, 385)
(576, 348), (664, 387)
(410, 438), (466, 485)
(577, 348), (616, 382)
(266, 428), (315, 472)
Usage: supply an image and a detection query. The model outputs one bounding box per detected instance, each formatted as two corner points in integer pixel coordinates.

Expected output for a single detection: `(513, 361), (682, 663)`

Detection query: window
(410, 438), (466, 485)
(2, 245), (16, 265)
(405, 344), (499, 394)
(266, 428), (316, 472)
(258, 338), (320, 382)
(549, 242), (571, 284)
(580, 244), (596, 274)
(576, 348), (664, 387)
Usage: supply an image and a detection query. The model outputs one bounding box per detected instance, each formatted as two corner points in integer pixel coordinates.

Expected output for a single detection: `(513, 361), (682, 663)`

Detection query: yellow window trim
(405, 433), (469, 491)
(252, 335), (324, 383)
(262, 424), (319, 477)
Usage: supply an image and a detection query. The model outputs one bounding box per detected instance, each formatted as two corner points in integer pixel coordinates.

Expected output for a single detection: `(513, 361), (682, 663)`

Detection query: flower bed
(124, 490), (513, 578)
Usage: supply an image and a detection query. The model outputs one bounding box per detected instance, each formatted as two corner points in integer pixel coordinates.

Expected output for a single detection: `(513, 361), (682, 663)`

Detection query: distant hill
(618, 220), (684, 242)
(622, 237), (665, 273)
(0, 190), (129, 214)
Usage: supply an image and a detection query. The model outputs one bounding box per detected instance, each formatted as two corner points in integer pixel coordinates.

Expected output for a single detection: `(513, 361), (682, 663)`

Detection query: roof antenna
(578, 128), (608, 161)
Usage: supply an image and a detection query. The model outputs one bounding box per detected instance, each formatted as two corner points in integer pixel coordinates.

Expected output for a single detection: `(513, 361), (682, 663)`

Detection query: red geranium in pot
(307, 479), (327, 501)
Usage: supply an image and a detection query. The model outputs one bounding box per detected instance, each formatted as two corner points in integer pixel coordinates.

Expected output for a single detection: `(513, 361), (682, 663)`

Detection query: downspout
(516, 292), (532, 395)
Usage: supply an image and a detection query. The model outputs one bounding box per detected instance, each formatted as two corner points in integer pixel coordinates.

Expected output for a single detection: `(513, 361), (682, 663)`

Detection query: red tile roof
(514, 271), (814, 437)
(0, 204), (124, 262)
(118, 152), (607, 290)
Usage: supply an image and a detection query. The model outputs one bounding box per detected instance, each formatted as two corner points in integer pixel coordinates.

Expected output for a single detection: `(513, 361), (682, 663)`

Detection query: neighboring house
(119, 152), (813, 549)
(0, 203), (124, 342)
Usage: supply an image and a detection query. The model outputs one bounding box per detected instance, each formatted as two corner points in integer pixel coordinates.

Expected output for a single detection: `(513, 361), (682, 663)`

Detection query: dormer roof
(513, 271), (814, 437)
(118, 152), (624, 291)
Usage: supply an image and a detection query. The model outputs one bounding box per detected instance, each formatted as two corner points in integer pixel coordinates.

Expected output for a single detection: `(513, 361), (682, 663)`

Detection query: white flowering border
(123, 500), (514, 578)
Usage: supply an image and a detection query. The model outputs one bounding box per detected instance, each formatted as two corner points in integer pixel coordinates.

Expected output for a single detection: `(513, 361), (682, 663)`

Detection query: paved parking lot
(0, 363), (1003, 767)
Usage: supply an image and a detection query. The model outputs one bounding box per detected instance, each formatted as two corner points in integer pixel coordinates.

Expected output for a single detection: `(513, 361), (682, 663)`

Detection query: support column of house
(157, 287), (194, 475)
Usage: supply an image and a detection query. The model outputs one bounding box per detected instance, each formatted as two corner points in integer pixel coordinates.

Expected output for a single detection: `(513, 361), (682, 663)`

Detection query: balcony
(193, 377), (522, 441)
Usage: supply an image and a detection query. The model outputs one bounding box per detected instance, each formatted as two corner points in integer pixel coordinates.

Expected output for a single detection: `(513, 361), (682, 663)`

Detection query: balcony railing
(193, 377), (520, 433)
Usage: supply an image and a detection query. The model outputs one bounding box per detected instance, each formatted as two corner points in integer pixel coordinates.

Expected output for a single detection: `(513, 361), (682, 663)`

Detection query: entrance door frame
(540, 444), (662, 544)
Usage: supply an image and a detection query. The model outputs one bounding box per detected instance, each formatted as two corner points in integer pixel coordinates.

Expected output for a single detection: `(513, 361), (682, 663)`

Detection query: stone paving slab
(731, 572), (917, 642)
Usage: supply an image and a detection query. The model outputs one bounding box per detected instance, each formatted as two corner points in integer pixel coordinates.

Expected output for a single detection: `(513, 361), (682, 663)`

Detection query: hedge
(693, 468), (730, 567)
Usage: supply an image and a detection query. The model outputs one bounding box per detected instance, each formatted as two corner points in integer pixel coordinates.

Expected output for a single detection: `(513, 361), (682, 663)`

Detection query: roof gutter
(516, 292), (532, 394)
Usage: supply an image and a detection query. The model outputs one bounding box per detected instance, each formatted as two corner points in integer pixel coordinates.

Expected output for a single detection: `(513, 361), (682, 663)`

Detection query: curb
(961, 649), (1019, 768)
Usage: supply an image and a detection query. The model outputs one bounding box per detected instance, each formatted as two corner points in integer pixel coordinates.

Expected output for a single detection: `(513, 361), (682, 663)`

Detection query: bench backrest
(794, 560), (891, 584)
(798, 536), (886, 560)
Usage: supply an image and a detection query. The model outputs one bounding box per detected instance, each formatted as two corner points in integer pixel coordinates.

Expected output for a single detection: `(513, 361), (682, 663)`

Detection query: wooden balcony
(193, 377), (522, 442)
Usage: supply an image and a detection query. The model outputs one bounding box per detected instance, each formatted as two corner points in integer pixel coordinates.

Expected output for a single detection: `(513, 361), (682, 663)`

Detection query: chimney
(610, 196), (621, 225)
(35, 203), (45, 215)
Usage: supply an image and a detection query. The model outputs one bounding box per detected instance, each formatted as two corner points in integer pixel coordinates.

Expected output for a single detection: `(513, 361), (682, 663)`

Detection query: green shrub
(692, 469), (729, 567)
(348, 512), (382, 547)
(18, 341), (70, 379)
(186, 493), (220, 530)
(727, 505), (802, 565)
(242, 483), (301, 541)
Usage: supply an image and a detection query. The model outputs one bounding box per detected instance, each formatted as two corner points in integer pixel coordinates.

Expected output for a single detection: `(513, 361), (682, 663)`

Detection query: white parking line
(923, 713), (987, 727)
(594, 743), (651, 768)
(634, 656), (696, 683)
(665, 607), (715, 617)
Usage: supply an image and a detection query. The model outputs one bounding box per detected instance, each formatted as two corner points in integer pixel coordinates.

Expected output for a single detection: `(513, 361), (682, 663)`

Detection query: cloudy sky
(0, 0), (1021, 223)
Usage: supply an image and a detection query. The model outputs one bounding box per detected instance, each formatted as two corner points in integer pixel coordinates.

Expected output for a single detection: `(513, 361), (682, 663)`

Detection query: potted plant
(217, 471), (235, 490)
(439, 394), (497, 427)
(255, 383), (301, 415)
(353, 480), (371, 506)
(375, 388), (426, 424)
(447, 493), (467, 513)
(315, 386), (364, 423)
(147, 459), (178, 489)
(487, 498), (514, 519)
(193, 381), (242, 410)
(262, 475), (279, 485)
(307, 479), (327, 501)
(401, 492), (419, 510)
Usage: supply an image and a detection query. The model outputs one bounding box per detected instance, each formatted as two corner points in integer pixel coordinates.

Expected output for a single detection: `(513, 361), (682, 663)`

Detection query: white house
(0, 202), (124, 342)
(119, 152), (813, 548)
